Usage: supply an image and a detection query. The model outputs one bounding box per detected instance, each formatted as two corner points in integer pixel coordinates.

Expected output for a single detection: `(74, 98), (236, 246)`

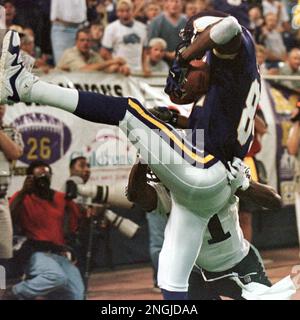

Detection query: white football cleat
(0, 30), (37, 104)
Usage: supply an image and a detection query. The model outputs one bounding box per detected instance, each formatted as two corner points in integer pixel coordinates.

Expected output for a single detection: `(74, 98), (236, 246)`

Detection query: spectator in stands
(249, 5), (264, 28)
(147, 38), (169, 74)
(261, 13), (287, 66)
(20, 31), (51, 74)
(20, 33), (37, 65)
(184, 0), (198, 19)
(274, 48), (300, 92)
(255, 44), (268, 75)
(196, 0), (212, 11)
(4, 161), (84, 300)
(50, 0), (87, 65)
(90, 21), (104, 52)
(104, 0), (118, 24)
(132, 0), (147, 23)
(100, 0), (149, 76)
(152, 0), (164, 10)
(22, 27), (41, 57)
(148, 0), (187, 64)
(22, 26), (53, 71)
(3, 0), (19, 29)
(87, 0), (102, 23)
(262, 0), (296, 51)
(262, 0), (291, 31)
(57, 27), (126, 73)
(249, 5), (265, 44)
(144, 1), (161, 24)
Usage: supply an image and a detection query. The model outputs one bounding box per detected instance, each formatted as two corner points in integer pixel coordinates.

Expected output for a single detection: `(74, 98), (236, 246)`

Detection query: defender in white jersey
(127, 162), (271, 300)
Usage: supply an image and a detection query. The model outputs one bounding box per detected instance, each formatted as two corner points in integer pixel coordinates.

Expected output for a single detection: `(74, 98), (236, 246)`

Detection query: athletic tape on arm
(210, 16), (242, 45)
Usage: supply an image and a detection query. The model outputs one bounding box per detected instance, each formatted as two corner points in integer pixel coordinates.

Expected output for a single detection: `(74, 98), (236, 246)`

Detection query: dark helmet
(179, 10), (229, 43)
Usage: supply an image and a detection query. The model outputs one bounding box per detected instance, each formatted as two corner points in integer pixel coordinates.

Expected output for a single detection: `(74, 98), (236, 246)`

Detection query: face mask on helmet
(179, 27), (195, 43)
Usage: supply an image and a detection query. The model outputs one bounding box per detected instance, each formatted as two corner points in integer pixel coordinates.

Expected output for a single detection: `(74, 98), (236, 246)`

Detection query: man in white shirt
(262, 0), (291, 30)
(50, 0), (87, 64)
(261, 13), (287, 63)
(100, 0), (149, 76)
(57, 27), (126, 73)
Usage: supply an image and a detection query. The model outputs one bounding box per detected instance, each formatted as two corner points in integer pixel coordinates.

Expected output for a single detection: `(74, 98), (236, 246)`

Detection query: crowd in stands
(0, 0), (298, 85)
(0, 0), (299, 301)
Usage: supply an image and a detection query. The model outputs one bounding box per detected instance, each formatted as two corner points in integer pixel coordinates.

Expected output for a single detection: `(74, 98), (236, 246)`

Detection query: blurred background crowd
(0, 0), (299, 300)
(0, 0), (299, 86)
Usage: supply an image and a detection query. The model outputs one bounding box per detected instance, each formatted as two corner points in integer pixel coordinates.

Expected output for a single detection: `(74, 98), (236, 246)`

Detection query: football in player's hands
(169, 59), (210, 105)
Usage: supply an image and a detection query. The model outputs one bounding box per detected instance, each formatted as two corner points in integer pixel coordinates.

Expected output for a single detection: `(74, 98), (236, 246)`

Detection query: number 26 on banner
(27, 137), (51, 161)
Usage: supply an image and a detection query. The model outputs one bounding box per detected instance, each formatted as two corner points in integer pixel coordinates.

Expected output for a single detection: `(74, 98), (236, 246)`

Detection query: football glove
(149, 106), (179, 126)
(227, 157), (251, 192)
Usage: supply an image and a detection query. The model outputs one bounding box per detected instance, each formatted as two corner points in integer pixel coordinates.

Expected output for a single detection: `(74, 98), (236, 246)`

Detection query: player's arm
(227, 158), (282, 210)
(236, 180), (282, 211)
(179, 16), (242, 64)
(0, 129), (23, 160)
(255, 113), (268, 136)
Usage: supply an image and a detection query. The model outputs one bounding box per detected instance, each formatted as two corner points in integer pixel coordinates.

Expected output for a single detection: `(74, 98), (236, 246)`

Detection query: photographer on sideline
(64, 156), (139, 297)
(65, 156), (97, 278)
(65, 157), (138, 273)
(3, 161), (84, 300)
(0, 104), (23, 260)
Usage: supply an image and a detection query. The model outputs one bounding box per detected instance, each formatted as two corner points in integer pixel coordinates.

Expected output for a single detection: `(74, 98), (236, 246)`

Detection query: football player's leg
(0, 30), (129, 124)
(247, 245), (271, 287)
(0, 30), (233, 216)
(188, 267), (221, 300)
(158, 200), (208, 300)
